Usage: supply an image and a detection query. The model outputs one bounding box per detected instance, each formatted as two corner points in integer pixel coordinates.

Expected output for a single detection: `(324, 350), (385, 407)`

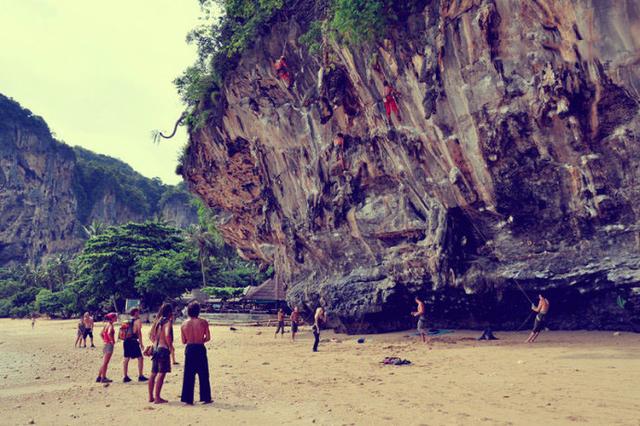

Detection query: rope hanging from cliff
(516, 311), (534, 332)
(512, 279), (534, 306)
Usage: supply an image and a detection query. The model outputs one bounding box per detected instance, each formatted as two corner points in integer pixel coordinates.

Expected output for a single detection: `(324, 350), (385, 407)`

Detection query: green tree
(76, 221), (185, 311)
(34, 287), (78, 318)
(135, 250), (200, 308)
(184, 224), (216, 288)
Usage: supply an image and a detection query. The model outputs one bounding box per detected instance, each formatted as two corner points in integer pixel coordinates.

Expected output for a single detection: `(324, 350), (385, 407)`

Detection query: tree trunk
(200, 255), (207, 288)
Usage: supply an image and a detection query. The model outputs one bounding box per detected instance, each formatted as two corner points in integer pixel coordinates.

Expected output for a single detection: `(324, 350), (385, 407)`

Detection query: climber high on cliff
(274, 55), (292, 88)
(383, 80), (401, 124)
(334, 133), (346, 171)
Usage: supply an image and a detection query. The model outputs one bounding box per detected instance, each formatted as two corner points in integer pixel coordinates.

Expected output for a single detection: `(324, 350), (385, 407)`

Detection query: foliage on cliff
(72, 146), (193, 224)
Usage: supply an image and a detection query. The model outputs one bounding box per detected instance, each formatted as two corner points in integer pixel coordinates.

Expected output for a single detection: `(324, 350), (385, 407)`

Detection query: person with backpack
(148, 303), (174, 404)
(121, 307), (148, 383)
(96, 312), (117, 383)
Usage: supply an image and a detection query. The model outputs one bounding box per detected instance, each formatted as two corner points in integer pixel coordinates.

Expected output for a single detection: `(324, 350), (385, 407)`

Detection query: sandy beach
(0, 319), (638, 426)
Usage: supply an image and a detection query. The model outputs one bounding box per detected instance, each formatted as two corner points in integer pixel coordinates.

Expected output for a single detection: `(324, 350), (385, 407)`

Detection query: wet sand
(0, 319), (638, 425)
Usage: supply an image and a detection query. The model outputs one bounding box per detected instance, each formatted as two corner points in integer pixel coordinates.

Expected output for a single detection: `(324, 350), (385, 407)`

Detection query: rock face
(183, 0), (640, 332)
(0, 94), (197, 266)
(0, 96), (81, 264)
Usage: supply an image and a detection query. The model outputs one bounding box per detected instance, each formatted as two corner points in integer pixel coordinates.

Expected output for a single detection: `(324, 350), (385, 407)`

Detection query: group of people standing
(273, 306), (327, 352)
(95, 302), (213, 405)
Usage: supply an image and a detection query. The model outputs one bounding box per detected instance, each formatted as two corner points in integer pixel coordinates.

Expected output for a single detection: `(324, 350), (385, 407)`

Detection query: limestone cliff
(183, 0), (640, 331)
(0, 95), (80, 264)
(0, 94), (197, 266)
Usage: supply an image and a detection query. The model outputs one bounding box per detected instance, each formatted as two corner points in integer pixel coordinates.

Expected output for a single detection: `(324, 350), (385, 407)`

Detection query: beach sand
(0, 319), (638, 425)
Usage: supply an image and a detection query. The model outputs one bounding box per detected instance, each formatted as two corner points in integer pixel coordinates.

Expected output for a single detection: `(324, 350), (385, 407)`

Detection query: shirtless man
(122, 308), (148, 383)
(312, 307), (326, 352)
(180, 302), (212, 405)
(526, 294), (550, 343)
(274, 308), (286, 338)
(290, 307), (302, 341)
(148, 303), (174, 404)
(412, 296), (429, 344)
(82, 312), (95, 348)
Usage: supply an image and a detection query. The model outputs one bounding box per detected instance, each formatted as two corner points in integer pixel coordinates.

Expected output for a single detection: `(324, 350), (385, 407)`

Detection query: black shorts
(152, 347), (171, 374)
(124, 338), (142, 359)
(83, 329), (93, 339)
(291, 322), (299, 333)
(533, 314), (546, 333)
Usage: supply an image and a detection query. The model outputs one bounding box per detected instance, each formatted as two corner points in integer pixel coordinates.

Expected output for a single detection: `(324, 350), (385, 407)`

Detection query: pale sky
(0, 0), (206, 184)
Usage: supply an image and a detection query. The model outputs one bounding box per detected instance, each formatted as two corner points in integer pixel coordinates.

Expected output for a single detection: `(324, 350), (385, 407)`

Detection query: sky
(0, 0), (206, 184)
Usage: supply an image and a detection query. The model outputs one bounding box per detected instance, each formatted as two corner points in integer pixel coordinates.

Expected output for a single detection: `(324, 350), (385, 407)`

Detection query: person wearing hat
(97, 312), (117, 383)
(122, 307), (148, 383)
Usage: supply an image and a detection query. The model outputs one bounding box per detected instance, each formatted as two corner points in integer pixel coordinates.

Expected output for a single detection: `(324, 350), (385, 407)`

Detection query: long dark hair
(151, 303), (173, 338)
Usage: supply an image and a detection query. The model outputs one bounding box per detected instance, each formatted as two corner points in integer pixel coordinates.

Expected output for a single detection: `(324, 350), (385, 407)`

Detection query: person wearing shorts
(412, 296), (429, 344)
(122, 308), (147, 383)
(148, 303), (174, 404)
(97, 312), (117, 383)
(526, 294), (550, 343)
(82, 312), (95, 348)
(274, 308), (285, 337)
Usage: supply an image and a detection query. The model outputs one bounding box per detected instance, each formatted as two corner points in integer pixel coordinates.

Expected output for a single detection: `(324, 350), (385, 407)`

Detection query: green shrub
(201, 286), (244, 299)
(299, 20), (323, 54)
(330, 0), (390, 45)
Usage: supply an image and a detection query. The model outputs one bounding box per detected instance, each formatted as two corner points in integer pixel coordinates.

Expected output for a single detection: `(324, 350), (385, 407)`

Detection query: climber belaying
(383, 80), (402, 123)
(274, 55), (292, 88)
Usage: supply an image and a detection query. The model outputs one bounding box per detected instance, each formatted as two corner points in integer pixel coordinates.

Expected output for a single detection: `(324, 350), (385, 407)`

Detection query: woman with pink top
(96, 312), (117, 383)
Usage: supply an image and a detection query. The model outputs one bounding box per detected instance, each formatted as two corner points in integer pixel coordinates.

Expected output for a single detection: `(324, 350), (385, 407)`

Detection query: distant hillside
(0, 93), (196, 266)
(72, 146), (197, 227)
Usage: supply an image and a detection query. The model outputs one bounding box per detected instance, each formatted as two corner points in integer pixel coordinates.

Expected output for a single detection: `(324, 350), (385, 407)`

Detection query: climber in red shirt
(274, 56), (292, 88)
(383, 80), (402, 123)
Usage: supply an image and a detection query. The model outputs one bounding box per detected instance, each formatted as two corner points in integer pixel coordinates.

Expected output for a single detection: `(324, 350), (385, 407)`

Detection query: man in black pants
(180, 302), (212, 405)
(312, 307), (326, 352)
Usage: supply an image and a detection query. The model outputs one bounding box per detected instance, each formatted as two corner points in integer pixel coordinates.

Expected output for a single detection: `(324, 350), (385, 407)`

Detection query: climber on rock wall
(383, 80), (402, 124)
(274, 55), (292, 88)
(334, 133), (346, 171)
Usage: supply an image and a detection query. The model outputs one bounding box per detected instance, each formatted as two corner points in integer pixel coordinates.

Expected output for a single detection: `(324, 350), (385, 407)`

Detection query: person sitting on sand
(180, 302), (212, 405)
(412, 296), (429, 344)
(312, 307), (326, 352)
(97, 312), (117, 383)
(148, 303), (174, 404)
(290, 307), (302, 341)
(122, 307), (148, 383)
(526, 294), (550, 343)
(275, 308), (286, 338)
(82, 312), (95, 348)
(75, 318), (85, 348)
